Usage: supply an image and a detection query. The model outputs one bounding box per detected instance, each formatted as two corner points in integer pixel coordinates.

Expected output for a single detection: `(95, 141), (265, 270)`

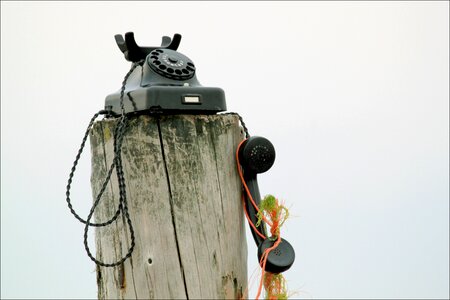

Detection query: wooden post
(89, 114), (247, 299)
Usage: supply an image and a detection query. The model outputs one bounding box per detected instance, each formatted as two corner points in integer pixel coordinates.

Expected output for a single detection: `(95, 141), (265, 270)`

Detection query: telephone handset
(105, 32), (226, 115)
(237, 136), (295, 273)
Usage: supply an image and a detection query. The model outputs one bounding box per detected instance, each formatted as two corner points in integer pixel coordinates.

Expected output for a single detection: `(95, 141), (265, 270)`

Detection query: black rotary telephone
(68, 32), (295, 274)
(104, 32), (227, 115)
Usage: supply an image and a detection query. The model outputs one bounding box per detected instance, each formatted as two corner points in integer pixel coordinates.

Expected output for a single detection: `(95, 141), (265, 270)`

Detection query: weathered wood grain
(89, 114), (247, 299)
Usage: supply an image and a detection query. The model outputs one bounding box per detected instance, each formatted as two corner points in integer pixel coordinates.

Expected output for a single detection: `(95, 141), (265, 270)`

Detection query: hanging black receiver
(237, 136), (295, 274)
(105, 32), (227, 115)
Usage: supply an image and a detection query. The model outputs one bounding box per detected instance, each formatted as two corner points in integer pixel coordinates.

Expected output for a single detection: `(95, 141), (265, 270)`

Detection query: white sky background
(1, 1), (448, 299)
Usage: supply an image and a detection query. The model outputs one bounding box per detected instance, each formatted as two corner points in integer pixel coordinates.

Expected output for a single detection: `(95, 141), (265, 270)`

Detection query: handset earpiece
(239, 136), (276, 175)
(237, 136), (295, 274)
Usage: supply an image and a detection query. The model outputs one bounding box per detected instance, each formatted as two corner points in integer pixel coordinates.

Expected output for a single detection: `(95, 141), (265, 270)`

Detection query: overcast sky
(1, 1), (449, 299)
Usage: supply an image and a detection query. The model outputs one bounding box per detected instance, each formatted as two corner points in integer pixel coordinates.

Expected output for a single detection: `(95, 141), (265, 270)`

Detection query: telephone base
(105, 85), (227, 115)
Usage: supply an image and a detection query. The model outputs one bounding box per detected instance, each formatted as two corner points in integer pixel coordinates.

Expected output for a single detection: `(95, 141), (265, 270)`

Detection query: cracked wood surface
(89, 114), (247, 299)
